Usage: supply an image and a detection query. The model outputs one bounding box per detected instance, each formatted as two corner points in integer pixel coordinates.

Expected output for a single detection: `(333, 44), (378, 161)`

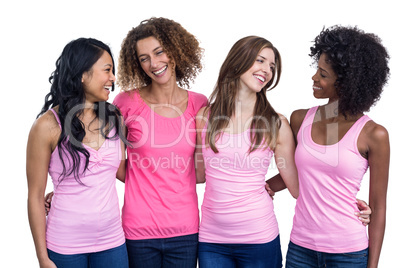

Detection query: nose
(262, 63), (271, 75)
(110, 72), (116, 82)
(150, 55), (158, 68)
(312, 70), (319, 81)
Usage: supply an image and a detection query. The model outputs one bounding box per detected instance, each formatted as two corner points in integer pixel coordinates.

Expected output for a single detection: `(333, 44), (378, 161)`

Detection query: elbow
(197, 179), (206, 184)
(291, 182), (299, 199)
(116, 171), (126, 183)
(196, 173), (206, 184)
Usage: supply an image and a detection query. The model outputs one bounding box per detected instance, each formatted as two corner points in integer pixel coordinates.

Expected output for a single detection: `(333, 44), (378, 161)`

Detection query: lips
(253, 74), (266, 84)
(152, 65), (168, 76)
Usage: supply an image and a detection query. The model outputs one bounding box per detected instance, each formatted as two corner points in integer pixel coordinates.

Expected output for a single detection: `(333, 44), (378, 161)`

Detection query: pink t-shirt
(46, 109), (125, 254)
(291, 106), (370, 253)
(113, 89), (208, 239)
(199, 126), (279, 244)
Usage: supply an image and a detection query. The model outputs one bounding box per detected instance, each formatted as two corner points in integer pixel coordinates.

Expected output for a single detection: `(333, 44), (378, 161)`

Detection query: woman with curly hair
(280, 26), (390, 267)
(27, 38), (129, 267)
(112, 17), (207, 268)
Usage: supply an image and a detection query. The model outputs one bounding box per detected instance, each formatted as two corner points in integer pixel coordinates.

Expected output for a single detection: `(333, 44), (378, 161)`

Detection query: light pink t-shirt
(113, 90), (208, 239)
(46, 109), (125, 254)
(291, 106), (370, 253)
(199, 126), (279, 244)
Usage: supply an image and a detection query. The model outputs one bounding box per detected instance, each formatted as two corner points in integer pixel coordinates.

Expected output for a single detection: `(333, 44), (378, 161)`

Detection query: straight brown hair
(205, 36), (282, 153)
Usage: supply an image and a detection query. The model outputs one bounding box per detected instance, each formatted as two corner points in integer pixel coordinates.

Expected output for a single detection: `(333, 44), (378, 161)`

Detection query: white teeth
(254, 75), (265, 83)
(104, 86), (112, 91)
(153, 66), (167, 75)
(313, 86), (322, 90)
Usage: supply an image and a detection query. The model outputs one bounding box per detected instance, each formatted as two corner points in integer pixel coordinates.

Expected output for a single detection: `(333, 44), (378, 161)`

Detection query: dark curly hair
(118, 17), (203, 90)
(310, 25), (390, 116)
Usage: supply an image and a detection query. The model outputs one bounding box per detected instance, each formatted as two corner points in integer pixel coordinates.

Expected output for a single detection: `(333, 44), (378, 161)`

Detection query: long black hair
(38, 38), (129, 184)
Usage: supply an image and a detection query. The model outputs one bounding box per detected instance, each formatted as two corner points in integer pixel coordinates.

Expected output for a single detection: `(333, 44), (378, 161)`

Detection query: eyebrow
(319, 67), (329, 74)
(258, 55), (276, 67)
(138, 46), (163, 58)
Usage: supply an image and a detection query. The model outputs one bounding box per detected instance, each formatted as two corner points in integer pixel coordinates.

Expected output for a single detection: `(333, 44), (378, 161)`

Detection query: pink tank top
(291, 106), (370, 253)
(113, 90), (208, 239)
(199, 124), (279, 244)
(46, 109), (125, 254)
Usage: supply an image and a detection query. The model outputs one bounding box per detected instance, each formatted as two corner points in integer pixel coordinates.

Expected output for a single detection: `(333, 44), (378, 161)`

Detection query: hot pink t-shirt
(291, 106), (370, 253)
(113, 90), (208, 239)
(46, 109), (125, 254)
(199, 126), (279, 244)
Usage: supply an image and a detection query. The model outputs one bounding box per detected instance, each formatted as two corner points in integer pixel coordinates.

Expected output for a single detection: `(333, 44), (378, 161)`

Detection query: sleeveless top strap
(342, 114), (371, 152)
(296, 106), (318, 142)
(50, 109), (62, 130)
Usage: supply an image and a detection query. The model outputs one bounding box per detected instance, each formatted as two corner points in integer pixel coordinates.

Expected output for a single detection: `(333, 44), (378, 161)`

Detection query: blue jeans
(198, 235), (282, 268)
(125, 233), (198, 268)
(285, 241), (368, 268)
(47, 243), (129, 268)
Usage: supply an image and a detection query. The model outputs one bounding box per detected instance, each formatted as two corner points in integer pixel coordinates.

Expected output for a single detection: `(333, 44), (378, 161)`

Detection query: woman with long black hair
(27, 38), (129, 268)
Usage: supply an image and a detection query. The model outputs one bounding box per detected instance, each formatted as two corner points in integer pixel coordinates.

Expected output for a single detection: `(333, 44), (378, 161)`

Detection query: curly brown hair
(117, 17), (203, 90)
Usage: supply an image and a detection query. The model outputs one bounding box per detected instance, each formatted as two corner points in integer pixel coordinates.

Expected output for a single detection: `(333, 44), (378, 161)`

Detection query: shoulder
(197, 106), (207, 116)
(290, 108), (309, 126)
(276, 113), (290, 129)
(277, 113), (289, 122)
(32, 110), (60, 133)
(28, 110), (60, 150)
(363, 120), (389, 146)
(112, 89), (141, 116)
(189, 90), (208, 106)
(274, 113), (295, 149)
(113, 89), (139, 105)
(290, 108), (310, 136)
(196, 106), (209, 130)
(358, 119), (390, 167)
(276, 113), (291, 133)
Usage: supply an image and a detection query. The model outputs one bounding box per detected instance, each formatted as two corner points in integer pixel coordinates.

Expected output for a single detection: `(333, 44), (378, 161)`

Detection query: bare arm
(273, 115), (299, 198)
(116, 139), (126, 183)
(27, 113), (57, 268)
(195, 107), (207, 184)
(366, 124), (390, 268)
(265, 110), (307, 195)
(116, 123), (127, 183)
(266, 173), (287, 193)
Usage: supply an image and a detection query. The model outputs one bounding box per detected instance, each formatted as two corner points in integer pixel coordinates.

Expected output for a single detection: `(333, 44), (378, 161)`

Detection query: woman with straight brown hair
(195, 36), (299, 268)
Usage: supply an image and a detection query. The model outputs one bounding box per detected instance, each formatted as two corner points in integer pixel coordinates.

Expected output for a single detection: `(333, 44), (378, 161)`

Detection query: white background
(1, 0), (400, 267)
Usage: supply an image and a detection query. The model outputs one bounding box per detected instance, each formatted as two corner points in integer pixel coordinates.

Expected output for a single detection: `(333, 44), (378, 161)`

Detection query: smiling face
(312, 53), (339, 102)
(136, 36), (175, 85)
(239, 47), (275, 94)
(82, 50), (115, 104)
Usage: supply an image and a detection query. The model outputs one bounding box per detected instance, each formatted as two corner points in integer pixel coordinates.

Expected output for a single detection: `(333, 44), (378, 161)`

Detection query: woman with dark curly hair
(112, 17), (208, 268)
(282, 26), (390, 267)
